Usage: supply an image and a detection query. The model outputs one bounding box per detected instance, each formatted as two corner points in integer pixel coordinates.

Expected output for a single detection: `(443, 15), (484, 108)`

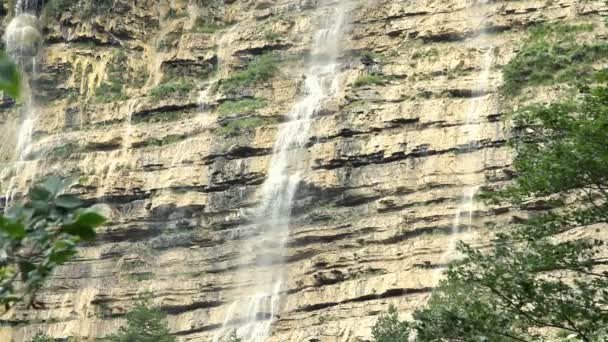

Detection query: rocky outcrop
(0, 0), (606, 341)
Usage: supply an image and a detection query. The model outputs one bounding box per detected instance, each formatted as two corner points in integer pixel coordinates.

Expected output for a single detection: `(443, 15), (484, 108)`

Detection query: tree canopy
(106, 298), (175, 342)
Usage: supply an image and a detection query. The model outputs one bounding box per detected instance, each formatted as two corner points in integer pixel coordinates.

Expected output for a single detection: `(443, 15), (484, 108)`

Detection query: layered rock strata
(0, 0), (606, 341)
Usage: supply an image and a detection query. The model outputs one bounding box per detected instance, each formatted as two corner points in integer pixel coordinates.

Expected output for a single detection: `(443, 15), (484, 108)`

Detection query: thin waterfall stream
(2, 0), (42, 208)
(439, 7), (495, 271)
(214, 1), (352, 341)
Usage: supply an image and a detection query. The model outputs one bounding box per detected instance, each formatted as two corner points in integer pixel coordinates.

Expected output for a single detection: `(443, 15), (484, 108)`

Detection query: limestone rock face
(0, 0), (606, 341)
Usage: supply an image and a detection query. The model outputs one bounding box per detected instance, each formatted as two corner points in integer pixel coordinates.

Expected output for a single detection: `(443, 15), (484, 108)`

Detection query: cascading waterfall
(2, 1), (42, 208)
(214, 1), (351, 341)
(440, 5), (494, 268)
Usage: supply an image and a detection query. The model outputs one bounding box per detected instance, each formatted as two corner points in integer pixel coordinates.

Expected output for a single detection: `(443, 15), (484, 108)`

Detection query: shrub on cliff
(106, 298), (175, 342)
(220, 53), (280, 92)
(31, 332), (53, 342)
(372, 305), (410, 342)
(409, 77), (608, 340)
(502, 22), (608, 96)
(149, 79), (195, 99)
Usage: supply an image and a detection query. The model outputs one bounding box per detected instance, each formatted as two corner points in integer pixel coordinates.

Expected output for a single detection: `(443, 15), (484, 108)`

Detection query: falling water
(440, 7), (494, 268)
(214, 1), (351, 341)
(2, 2), (42, 208)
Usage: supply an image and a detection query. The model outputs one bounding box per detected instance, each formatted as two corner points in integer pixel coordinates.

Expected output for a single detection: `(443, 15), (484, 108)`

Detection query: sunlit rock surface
(0, 0), (606, 341)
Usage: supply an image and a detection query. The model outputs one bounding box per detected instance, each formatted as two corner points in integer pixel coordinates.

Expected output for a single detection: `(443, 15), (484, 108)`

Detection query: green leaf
(29, 186), (52, 202)
(74, 210), (106, 227)
(48, 249), (76, 264)
(17, 261), (35, 282)
(61, 224), (95, 241)
(54, 195), (83, 209)
(0, 217), (26, 239)
(43, 176), (64, 197)
(0, 53), (20, 99)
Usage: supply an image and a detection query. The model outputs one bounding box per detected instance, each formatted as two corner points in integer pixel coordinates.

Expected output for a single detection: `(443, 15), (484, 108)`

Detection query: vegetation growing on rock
(106, 298), (175, 342)
(502, 22), (608, 96)
(149, 79), (195, 98)
(219, 53), (280, 92)
(217, 97), (267, 115)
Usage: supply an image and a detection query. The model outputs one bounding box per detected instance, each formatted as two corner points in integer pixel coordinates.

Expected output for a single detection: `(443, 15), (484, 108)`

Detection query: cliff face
(0, 0), (606, 341)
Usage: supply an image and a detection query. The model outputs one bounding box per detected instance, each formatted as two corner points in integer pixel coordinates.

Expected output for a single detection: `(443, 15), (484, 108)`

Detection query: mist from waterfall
(213, 1), (351, 341)
(2, 1), (42, 208)
(440, 7), (495, 271)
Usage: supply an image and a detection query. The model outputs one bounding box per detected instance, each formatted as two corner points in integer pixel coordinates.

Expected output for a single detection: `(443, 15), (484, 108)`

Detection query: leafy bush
(0, 177), (106, 311)
(215, 116), (279, 136)
(220, 54), (280, 92)
(149, 80), (195, 98)
(372, 305), (410, 342)
(502, 22), (608, 95)
(264, 30), (280, 41)
(217, 98), (266, 115)
(411, 76), (608, 341)
(0, 52), (21, 99)
(94, 50), (129, 103)
(135, 135), (186, 148)
(106, 298), (175, 342)
(31, 332), (53, 342)
(133, 109), (191, 124)
(95, 80), (127, 103)
(127, 272), (154, 281)
(353, 74), (385, 87)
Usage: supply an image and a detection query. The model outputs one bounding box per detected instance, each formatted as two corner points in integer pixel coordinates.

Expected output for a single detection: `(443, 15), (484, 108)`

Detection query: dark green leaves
(61, 209), (105, 241)
(372, 305), (410, 342)
(0, 52), (21, 99)
(410, 74), (608, 341)
(0, 217), (26, 239)
(106, 298), (176, 342)
(0, 176), (106, 311)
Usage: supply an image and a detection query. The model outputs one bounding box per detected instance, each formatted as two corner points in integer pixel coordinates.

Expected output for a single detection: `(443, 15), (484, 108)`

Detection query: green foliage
(220, 54), (280, 92)
(353, 74), (385, 88)
(411, 47), (439, 61)
(127, 272), (154, 281)
(192, 17), (225, 33)
(44, 0), (114, 20)
(217, 98), (266, 115)
(228, 330), (242, 342)
(95, 80), (127, 103)
(136, 135), (186, 148)
(94, 50), (129, 103)
(0, 176), (106, 311)
(263, 30), (280, 41)
(502, 22), (608, 95)
(214, 116), (279, 136)
(133, 109), (191, 124)
(106, 298), (175, 342)
(411, 79), (608, 341)
(357, 50), (383, 63)
(149, 79), (194, 98)
(31, 332), (54, 342)
(0, 52), (20, 99)
(372, 305), (410, 342)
